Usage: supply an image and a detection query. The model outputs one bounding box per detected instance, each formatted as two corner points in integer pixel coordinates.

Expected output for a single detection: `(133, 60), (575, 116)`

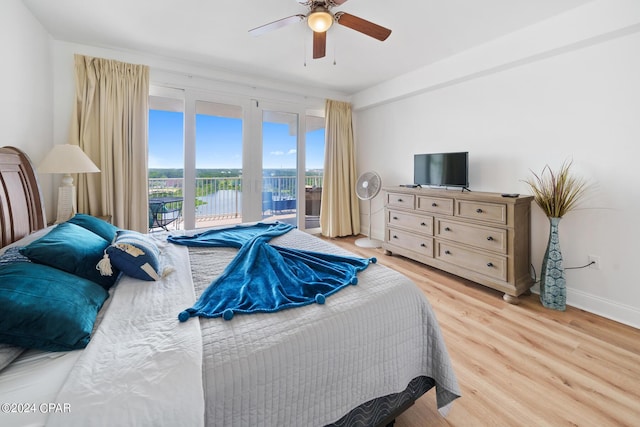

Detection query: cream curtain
(320, 100), (360, 237)
(70, 54), (149, 232)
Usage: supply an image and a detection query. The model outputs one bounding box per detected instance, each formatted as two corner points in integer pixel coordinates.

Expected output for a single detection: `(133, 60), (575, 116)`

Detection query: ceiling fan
(248, 0), (392, 59)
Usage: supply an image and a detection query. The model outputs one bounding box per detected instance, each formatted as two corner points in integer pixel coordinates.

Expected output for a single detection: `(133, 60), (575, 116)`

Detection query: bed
(0, 146), (460, 427)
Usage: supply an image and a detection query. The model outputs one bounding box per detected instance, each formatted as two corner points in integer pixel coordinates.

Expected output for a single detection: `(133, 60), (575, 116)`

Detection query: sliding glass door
(261, 109), (298, 226)
(305, 114), (325, 232)
(148, 91), (185, 231)
(148, 86), (324, 232)
(256, 105), (325, 231)
(194, 101), (244, 228)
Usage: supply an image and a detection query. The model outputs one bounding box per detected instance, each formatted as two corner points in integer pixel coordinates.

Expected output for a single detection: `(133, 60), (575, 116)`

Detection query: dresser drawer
(386, 192), (415, 209)
(417, 196), (454, 216)
(435, 219), (507, 254)
(387, 228), (433, 257)
(436, 241), (507, 281)
(456, 200), (506, 224)
(387, 210), (433, 235)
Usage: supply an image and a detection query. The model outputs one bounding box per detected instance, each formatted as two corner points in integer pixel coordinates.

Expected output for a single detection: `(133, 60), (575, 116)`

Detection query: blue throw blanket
(168, 222), (376, 321)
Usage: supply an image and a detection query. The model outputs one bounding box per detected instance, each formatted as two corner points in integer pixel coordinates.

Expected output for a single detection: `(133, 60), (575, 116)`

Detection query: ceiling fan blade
(249, 14), (305, 37)
(327, 0), (350, 5)
(335, 12), (391, 41)
(313, 31), (327, 59)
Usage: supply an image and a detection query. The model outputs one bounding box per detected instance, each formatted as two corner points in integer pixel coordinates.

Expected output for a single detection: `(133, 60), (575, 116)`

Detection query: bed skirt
(328, 375), (435, 427)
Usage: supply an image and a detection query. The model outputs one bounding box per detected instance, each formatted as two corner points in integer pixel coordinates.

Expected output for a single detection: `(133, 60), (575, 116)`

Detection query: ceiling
(23, 0), (592, 95)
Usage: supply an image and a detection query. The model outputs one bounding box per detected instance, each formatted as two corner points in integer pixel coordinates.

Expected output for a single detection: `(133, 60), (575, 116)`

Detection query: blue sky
(148, 110), (325, 170)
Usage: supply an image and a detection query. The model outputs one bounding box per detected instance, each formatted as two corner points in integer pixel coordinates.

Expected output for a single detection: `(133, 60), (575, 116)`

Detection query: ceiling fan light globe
(308, 10), (333, 32)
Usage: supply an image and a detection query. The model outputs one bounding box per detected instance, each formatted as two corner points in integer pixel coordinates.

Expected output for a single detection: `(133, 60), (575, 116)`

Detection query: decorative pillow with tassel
(99, 230), (162, 281)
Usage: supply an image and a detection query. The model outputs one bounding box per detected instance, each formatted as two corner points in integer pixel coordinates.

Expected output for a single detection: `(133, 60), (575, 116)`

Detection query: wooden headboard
(0, 146), (46, 249)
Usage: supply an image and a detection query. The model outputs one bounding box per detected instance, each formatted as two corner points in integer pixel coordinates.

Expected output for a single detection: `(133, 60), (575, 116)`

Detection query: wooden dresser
(382, 187), (534, 303)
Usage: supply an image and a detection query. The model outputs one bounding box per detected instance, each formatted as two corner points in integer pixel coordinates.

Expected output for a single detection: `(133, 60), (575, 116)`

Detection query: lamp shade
(38, 144), (100, 174)
(38, 144), (100, 223)
(307, 9), (333, 32)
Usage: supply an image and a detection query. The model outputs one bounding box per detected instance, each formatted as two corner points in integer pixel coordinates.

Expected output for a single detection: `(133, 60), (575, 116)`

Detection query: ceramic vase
(540, 217), (566, 310)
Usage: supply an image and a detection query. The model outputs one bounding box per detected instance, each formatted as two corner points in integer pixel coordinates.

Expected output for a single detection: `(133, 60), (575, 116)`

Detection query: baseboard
(567, 288), (640, 330)
(531, 286), (640, 329)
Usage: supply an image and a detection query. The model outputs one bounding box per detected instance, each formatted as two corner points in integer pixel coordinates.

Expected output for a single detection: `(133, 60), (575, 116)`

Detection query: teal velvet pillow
(0, 262), (109, 351)
(19, 222), (119, 290)
(67, 213), (119, 242)
(105, 230), (161, 281)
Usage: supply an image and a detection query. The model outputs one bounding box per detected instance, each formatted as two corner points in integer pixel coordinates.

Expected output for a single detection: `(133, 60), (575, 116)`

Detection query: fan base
(355, 237), (383, 249)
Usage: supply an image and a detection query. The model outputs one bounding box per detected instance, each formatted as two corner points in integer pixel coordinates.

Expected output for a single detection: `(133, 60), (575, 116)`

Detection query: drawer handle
(393, 216), (399, 220)
(476, 208), (483, 213)
(487, 262), (494, 268)
(444, 227), (451, 232)
(487, 236), (493, 241)
(431, 202), (437, 207)
(420, 222), (427, 226)
(420, 243), (426, 247)
(444, 250), (451, 255)
(393, 235), (398, 239)
(397, 198), (403, 202)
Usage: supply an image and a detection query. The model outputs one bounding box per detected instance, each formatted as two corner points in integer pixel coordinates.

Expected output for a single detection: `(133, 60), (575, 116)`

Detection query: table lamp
(38, 144), (100, 224)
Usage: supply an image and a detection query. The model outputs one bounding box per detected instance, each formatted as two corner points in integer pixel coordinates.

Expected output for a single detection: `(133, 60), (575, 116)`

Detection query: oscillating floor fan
(355, 171), (383, 248)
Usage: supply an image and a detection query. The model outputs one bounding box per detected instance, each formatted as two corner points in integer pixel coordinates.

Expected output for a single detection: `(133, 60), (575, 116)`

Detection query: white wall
(0, 0), (54, 219)
(352, 0), (640, 327)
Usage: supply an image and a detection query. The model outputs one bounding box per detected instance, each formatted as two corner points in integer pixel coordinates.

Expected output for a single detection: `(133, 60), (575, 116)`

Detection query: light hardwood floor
(323, 235), (640, 427)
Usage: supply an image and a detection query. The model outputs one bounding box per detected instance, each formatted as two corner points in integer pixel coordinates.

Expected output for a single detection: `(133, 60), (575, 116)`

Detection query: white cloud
(287, 149), (297, 155)
(270, 151), (285, 156)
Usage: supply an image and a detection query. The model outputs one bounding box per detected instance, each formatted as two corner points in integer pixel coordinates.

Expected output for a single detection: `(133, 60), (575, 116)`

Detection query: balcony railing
(149, 175), (323, 223)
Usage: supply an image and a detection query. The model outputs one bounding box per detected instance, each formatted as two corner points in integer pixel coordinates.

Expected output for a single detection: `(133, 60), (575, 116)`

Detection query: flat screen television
(414, 152), (469, 189)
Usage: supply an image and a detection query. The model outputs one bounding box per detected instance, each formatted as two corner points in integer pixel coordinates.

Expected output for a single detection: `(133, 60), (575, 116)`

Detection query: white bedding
(47, 236), (204, 427)
(0, 226), (459, 427)
(0, 350), (82, 427)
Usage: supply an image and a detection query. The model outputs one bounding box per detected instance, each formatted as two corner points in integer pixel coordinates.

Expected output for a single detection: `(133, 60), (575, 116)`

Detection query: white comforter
(47, 237), (204, 427)
(45, 228), (459, 426)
